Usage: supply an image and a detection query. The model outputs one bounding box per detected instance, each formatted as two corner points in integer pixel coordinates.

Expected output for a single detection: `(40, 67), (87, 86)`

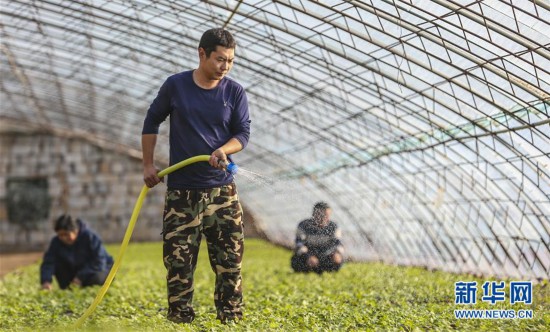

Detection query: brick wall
(0, 132), (166, 252)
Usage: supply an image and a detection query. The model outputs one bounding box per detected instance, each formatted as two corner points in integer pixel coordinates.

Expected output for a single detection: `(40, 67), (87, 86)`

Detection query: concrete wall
(0, 131), (166, 252)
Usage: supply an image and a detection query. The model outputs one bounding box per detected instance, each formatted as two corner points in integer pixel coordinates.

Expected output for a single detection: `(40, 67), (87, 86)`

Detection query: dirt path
(0, 252), (43, 278)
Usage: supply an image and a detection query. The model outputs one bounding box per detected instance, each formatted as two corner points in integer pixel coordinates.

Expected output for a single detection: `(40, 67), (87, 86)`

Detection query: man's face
(199, 46), (235, 81)
(57, 229), (78, 246)
(313, 208), (331, 227)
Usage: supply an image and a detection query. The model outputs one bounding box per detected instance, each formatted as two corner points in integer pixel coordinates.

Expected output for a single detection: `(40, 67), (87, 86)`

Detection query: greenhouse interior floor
(0, 252), (42, 278)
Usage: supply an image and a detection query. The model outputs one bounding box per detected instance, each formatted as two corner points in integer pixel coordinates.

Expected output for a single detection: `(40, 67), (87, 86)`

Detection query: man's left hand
(210, 149), (227, 169)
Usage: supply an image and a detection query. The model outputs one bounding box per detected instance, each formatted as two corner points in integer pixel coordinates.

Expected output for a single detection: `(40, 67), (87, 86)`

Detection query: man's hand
(209, 138), (243, 169)
(307, 255), (319, 268)
(143, 164), (163, 188)
(71, 277), (82, 287)
(209, 149), (228, 169)
(41, 282), (52, 291)
(297, 246), (308, 255)
(142, 134), (162, 187)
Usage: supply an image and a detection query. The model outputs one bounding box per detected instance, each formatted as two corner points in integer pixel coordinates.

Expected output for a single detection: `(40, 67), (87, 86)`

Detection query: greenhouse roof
(1, 0), (549, 279)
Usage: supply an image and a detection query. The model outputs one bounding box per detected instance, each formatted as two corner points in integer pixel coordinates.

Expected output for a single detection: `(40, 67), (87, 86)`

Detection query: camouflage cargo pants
(162, 182), (244, 322)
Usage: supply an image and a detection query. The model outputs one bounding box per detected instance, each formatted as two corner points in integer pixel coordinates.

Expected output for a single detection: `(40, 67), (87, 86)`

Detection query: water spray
(74, 155), (237, 328)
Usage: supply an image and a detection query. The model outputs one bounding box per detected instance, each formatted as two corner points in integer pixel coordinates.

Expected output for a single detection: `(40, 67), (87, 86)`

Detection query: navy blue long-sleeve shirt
(142, 70), (251, 189)
(40, 220), (113, 284)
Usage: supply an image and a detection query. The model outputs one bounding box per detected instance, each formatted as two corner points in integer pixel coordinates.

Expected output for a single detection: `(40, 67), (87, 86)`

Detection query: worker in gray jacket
(291, 202), (344, 274)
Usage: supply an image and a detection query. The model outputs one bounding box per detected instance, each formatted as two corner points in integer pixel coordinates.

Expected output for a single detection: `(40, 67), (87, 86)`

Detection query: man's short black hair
(313, 201), (330, 213)
(54, 214), (79, 232)
(199, 28), (236, 57)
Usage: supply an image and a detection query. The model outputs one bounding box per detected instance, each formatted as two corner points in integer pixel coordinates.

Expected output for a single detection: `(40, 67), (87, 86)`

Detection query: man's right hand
(143, 164), (163, 188)
(41, 282), (52, 291)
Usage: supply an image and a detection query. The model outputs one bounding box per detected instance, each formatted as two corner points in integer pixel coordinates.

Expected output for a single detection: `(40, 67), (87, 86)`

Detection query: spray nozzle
(218, 160), (239, 175)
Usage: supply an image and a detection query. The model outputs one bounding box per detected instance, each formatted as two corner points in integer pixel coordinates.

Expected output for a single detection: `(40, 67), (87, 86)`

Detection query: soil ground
(0, 252), (43, 278)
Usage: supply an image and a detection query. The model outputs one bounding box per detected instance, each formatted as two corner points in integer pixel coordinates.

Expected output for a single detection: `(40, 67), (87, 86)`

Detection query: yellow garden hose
(74, 155), (211, 328)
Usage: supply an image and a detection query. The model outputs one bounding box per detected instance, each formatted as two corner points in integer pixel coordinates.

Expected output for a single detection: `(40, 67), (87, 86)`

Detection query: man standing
(291, 202), (344, 274)
(142, 28), (250, 324)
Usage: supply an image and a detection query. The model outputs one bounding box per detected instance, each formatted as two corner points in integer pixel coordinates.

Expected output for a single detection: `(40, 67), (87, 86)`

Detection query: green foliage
(1, 239), (548, 331)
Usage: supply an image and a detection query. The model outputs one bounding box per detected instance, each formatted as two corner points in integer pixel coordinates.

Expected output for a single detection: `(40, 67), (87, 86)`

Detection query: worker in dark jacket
(40, 215), (113, 290)
(291, 202), (344, 274)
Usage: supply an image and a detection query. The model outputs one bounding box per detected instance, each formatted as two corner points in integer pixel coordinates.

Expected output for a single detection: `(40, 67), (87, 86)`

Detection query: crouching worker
(40, 214), (114, 290)
(291, 202), (344, 274)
